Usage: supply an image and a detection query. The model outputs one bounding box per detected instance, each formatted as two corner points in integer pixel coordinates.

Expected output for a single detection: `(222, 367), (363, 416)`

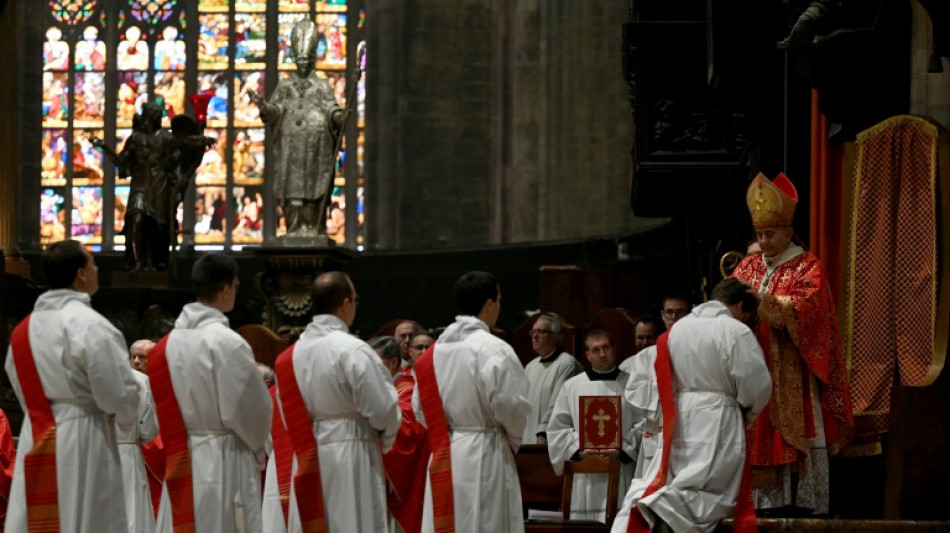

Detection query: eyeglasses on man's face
(661, 309), (689, 319)
(410, 344), (432, 352)
(529, 329), (554, 337)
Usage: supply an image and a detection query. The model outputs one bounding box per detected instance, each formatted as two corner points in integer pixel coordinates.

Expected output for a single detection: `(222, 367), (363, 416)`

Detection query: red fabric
(772, 173), (798, 201)
(149, 335), (196, 532)
(808, 89), (846, 307)
(274, 343), (327, 533)
(140, 436), (165, 518)
(414, 344), (455, 533)
(733, 252), (853, 463)
(10, 314), (60, 533)
(626, 332), (674, 533)
(0, 408), (14, 526)
(268, 385), (294, 528)
(382, 374), (430, 533)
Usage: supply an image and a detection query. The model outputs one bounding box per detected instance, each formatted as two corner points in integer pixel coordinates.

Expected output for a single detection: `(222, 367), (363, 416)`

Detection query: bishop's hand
(246, 89), (264, 107)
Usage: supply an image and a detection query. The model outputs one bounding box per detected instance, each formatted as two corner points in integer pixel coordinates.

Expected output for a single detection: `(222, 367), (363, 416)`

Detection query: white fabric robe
(261, 443), (292, 533)
(4, 289), (141, 533)
(546, 370), (639, 523)
(155, 302), (272, 533)
(280, 314), (401, 533)
(412, 316), (532, 533)
(522, 351), (583, 444)
(611, 301), (773, 533)
(619, 348), (661, 480)
(116, 369), (160, 533)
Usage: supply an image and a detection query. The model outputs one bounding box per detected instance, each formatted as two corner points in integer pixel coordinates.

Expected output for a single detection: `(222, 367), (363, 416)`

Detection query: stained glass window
(40, 0), (366, 250)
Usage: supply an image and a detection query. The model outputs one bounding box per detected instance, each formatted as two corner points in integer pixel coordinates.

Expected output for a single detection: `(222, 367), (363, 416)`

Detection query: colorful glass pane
(74, 73), (106, 127)
(44, 27), (70, 71)
(154, 26), (186, 70)
(41, 130), (68, 186)
(195, 186), (227, 243)
(116, 71), (148, 128)
(115, 185), (130, 234)
(198, 14), (229, 69)
(278, 0), (310, 12)
(234, 71), (264, 126)
(316, 13), (346, 70)
(324, 72), (345, 108)
(73, 130), (105, 185)
(41, 188), (67, 244)
(195, 128), (227, 185)
(198, 0), (228, 13)
(235, 14), (266, 69)
(233, 129), (264, 184)
(71, 186), (103, 243)
(117, 26), (149, 70)
(327, 184), (345, 244)
(232, 186), (263, 243)
(130, 0), (178, 24)
(235, 0), (266, 12)
(317, 0), (346, 13)
(74, 26), (107, 71)
(197, 73), (229, 127)
(155, 72), (186, 120)
(43, 72), (70, 126)
(49, 0), (98, 26)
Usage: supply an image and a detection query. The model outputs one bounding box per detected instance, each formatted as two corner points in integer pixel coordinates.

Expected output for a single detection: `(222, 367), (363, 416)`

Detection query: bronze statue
(95, 103), (212, 271)
(248, 19), (345, 243)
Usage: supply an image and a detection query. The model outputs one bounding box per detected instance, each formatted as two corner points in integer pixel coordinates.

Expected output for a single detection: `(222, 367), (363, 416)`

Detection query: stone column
(0, 1), (29, 278)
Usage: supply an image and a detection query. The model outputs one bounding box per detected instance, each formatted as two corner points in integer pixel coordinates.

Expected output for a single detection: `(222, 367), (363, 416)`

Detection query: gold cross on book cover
(579, 395), (622, 449)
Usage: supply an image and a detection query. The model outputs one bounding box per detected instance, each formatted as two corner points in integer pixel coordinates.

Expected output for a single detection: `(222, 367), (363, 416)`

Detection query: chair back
(560, 455), (620, 526)
(237, 324), (293, 368)
(580, 308), (637, 368)
(515, 444), (563, 513)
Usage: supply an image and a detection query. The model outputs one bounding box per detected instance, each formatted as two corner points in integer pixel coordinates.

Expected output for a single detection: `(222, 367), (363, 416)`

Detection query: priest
(546, 330), (639, 523)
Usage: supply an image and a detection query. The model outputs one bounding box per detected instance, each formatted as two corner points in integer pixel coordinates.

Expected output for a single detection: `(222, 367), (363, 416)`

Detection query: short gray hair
(368, 336), (401, 361)
(536, 314), (563, 341)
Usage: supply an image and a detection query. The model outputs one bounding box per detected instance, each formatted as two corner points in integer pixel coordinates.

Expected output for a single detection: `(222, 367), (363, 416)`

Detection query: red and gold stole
(413, 344), (455, 533)
(140, 436), (165, 518)
(274, 343), (327, 533)
(268, 385), (294, 527)
(10, 315), (60, 532)
(149, 335), (196, 532)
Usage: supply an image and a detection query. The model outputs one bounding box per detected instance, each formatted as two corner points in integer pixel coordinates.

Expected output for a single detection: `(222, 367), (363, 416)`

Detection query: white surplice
(116, 369), (160, 533)
(412, 315), (532, 533)
(619, 348), (661, 480)
(281, 314), (401, 533)
(611, 301), (772, 533)
(155, 302), (272, 533)
(546, 370), (639, 523)
(522, 351), (583, 444)
(4, 289), (141, 533)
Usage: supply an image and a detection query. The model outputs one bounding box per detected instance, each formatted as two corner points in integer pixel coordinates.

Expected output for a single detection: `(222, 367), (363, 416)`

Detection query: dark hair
(454, 271), (498, 316)
(634, 313), (664, 333)
(661, 292), (690, 308)
(410, 329), (435, 344)
(711, 278), (758, 315)
(42, 240), (89, 289)
(368, 336), (401, 362)
(312, 271), (353, 315)
(585, 328), (612, 347)
(192, 253), (238, 301)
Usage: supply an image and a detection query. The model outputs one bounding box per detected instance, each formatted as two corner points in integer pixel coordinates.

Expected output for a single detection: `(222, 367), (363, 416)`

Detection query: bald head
(311, 271), (358, 326)
(130, 339), (155, 373)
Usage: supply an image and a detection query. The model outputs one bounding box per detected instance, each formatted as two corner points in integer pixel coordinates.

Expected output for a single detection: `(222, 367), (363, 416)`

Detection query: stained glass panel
(279, 0), (310, 12)
(327, 184), (345, 244)
(43, 72), (70, 127)
(130, 0), (178, 24)
(116, 71), (148, 128)
(198, 14), (229, 69)
(316, 14), (346, 70)
(73, 130), (105, 185)
(235, 0), (266, 12)
(197, 73), (229, 127)
(235, 14), (266, 70)
(71, 186), (103, 243)
(44, 27), (71, 70)
(154, 72), (186, 121)
(49, 0), (98, 26)
(198, 0), (228, 13)
(232, 186), (263, 243)
(233, 129), (264, 184)
(41, 130), (68, 186)
(195, 129), (227, 185)
(277, 13), (307, 68)
(74, 26), (106, 71)
(154, 26), (186, 70)
(195, 186), (227, 243)
(115, 185), (130, 233)
(41, 188), (67, 244)
(117, 26), (149, 70)
(234, 71), (264, 126)
(114, 129), (133, 185)
(74, 73), (106, 127)
(317, 0), (347, 13)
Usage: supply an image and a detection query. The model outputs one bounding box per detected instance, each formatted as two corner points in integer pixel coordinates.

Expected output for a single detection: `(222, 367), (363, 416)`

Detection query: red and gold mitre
(746, 172), (798, 229)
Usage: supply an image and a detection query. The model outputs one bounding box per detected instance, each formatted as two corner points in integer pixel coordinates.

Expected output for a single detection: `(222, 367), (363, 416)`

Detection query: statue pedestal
(112, 270), (172, 288)
(253, 246), (358, 339)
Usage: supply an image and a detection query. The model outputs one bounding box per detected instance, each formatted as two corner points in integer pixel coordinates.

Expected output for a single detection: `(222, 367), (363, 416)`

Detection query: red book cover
(579, 395), (622, 450)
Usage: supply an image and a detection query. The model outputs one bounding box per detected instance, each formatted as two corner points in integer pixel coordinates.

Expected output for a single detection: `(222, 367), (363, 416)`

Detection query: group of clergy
(1, 173), (852, 533)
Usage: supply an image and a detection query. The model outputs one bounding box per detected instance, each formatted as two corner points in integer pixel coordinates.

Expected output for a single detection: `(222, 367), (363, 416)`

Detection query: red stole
(625, 332), (757, 533)
(10, 314), (60, 532)
(140, 436), (165, 518)
(0, 407), (15, 525)
(268, 385), (294, 528)
(382, 374), (430, 533)
(413, 344), (455, 533)
(274, 343), (327, 533)
(149, 334), (197, 532)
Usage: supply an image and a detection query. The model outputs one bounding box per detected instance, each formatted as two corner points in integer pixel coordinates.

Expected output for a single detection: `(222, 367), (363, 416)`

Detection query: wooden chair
(237, 324), (292, 369)
(512, 312), (578, 368)
(561, 455), (620, 527)
(581, 308), (637, 368)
